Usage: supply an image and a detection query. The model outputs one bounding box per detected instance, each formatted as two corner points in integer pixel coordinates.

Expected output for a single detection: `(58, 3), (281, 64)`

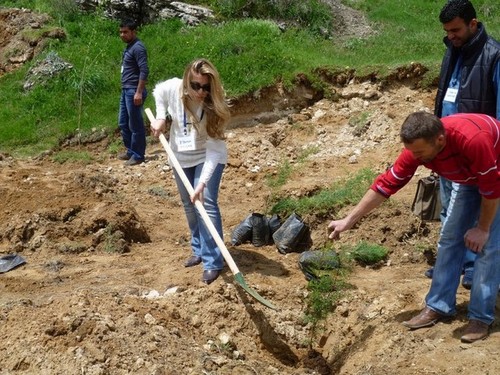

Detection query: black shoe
(202, 270), (220, 284)
(117, 152), (130, 161)
(184, 256), (202, 267)
(424, 267), (434, 279)
(461, 268), (473, 290)
(125, 157), (144, 166)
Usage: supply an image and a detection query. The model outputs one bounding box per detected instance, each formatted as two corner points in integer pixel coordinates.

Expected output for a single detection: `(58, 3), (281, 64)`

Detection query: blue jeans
(426, 183), (500, 324)
(118, 88), (146, 161)
(174, 163), (225, 271)
(439, 178), (476, 271)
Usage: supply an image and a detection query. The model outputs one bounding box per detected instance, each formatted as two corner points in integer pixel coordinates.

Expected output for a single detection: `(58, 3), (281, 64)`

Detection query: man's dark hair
(400, 112), (444, 144)
(439, 0), (477, 24)
(120, 18), (138, 30)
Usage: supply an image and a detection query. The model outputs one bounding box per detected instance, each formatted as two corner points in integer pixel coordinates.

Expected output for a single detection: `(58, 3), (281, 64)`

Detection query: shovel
(145, 108), (277, 310)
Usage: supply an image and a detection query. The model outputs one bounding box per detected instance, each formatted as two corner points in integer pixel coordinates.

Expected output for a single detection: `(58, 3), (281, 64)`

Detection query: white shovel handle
(145, 108), (240, 275)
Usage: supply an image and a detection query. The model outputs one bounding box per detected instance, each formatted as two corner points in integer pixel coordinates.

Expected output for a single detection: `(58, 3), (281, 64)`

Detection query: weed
(266, 160), (293, 189)
(107, 139), (123, 155)
(348, 111), (371, 136)
(102, 225), (127, 254)
(297, 145), (320, 163)
(148, 186), (170, 199)
(265, 145), (319, 193)
(58, 242), (87, 254)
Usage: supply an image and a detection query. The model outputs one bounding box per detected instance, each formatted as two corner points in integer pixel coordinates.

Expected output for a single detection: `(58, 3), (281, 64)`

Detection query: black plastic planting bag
(298, 250), (340, 281)
(268, 214), (282, 235)
(251, 213), (270, 247)
(411, 173), (441, 221)
(231, 213), (280, 246)
(272, 212), (312, 254)
(230, 213), (253, 245)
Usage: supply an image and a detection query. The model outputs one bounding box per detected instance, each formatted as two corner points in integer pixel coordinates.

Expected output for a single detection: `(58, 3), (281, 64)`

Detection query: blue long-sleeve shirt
(121, 38), (149, 89)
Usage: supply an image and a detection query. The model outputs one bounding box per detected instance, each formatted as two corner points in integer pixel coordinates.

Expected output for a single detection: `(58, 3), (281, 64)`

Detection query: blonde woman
(151, 59), (231, 284)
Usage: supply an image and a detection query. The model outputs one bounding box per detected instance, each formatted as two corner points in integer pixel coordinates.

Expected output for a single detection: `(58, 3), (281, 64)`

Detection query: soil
(1, 6), (500, 375)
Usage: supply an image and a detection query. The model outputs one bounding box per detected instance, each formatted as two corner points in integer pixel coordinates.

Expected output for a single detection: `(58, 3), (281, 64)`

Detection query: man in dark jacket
(118, 19), (149, 166)
(425, 0), (500, 289)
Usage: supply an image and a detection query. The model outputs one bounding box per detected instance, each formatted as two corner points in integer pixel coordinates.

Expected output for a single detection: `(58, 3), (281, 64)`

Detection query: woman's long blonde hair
(182, 58), (231, 140)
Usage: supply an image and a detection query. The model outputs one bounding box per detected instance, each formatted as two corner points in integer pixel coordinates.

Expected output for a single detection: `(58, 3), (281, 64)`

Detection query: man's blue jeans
(173, 163), (225, 271)
(439, 178), (476, 271)
(426, 183), (500, 324)
(118, 88), (146, 161)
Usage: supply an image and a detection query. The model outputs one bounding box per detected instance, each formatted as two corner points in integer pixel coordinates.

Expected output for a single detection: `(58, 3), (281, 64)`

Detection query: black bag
(272, 212), (312, 254)
(230, 213), (253, 246)
(411, 173), (441, 221)
(298, 250), (340, 281)
(230, 213), (280, 246)
(251, 213), (271, 247)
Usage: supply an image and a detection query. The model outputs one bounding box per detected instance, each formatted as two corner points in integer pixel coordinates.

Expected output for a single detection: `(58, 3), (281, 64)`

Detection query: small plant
(58, 242), (87, 254)
(347, 241), (388, 265)
(107, 139), (123, 155)
(348, 111), (371, 136)
(102, 225), (128, 254)
(206, 333), (237, 358)
(148, 186), (170, 199)
(303, 271), (351, 339)
(297, 145), (320, 163)
(266, 159), (293, 189)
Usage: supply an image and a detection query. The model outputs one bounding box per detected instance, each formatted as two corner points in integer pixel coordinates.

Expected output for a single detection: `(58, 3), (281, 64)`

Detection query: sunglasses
(190, 81), (211, 92)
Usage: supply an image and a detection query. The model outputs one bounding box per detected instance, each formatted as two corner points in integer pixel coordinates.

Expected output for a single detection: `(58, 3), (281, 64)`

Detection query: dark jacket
(434, 23), (500, 118)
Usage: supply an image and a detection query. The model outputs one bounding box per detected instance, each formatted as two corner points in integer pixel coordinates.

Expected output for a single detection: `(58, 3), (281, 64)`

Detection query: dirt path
(1, 83), (499, 375)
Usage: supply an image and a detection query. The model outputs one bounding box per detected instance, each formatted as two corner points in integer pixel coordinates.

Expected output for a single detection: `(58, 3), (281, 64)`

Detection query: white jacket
(153, 78), (227, 185)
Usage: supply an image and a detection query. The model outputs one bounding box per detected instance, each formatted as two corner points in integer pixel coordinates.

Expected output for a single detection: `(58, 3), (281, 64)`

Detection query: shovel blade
(234, 272), (277, 310)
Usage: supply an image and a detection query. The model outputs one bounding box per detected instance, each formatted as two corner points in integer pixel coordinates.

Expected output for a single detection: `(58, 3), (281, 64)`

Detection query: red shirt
(371, 113), (500, 199)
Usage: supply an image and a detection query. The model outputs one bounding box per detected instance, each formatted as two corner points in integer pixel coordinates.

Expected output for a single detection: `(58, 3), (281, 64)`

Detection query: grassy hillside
(0, 0), (498, 155)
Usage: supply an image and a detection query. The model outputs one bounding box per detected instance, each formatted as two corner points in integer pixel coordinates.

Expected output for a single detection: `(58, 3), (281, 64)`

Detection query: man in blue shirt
(118, 19), (149, 166)
(425, 1), (500, 295)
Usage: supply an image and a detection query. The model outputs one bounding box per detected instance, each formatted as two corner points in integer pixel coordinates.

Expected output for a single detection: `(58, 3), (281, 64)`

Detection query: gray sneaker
(124, 157), (144, 166)
(117, 152), (130, 161)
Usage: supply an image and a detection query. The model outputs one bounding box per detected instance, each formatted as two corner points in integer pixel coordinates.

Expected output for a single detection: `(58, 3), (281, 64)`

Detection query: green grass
(346, 241), (389, 265)
(270, 168), (377, 217)
(302, 257), (353, 342)
(51, 150), (94, 164)
(0, 1), (498, 155)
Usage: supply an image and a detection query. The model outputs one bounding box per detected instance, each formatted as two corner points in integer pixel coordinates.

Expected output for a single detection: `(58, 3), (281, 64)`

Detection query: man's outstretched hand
(328, 218), (352, 240)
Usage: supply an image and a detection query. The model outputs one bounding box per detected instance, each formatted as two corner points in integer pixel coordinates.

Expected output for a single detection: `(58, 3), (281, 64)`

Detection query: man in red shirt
(328, 111), (500, 343)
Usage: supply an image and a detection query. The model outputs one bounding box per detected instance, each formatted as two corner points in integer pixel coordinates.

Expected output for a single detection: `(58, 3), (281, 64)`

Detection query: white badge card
(176, 133), (196, 151)
(443, 87), (458, 103)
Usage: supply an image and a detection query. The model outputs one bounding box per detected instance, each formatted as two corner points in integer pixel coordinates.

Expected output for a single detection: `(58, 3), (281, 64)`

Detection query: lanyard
(183, 109), (204, 135)
(450, 56), (462, 87)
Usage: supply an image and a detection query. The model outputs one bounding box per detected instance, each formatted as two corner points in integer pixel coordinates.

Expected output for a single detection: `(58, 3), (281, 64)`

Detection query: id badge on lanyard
(176, 110), (204, 151)
(444, 87), (458, 103)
